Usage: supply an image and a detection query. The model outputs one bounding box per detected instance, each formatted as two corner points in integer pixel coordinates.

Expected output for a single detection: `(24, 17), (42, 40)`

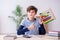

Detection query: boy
(17, 6), (46, 35)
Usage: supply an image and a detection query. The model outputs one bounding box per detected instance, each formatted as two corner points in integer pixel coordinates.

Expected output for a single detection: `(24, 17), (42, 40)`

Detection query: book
(39, 8), (56, 24)
(48, 31), (60, 37)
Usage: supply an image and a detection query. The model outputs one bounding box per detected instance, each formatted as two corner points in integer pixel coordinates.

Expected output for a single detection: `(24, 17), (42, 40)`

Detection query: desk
(0, 34), (6, 40)
(0, 34), (60, 40)
(16, 35), (60, 40)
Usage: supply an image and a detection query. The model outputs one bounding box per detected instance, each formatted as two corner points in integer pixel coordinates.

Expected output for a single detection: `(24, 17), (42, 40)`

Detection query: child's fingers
(39, 16), (44, 24)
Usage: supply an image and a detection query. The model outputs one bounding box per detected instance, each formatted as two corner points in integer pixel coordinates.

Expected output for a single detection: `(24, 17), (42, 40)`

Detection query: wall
(0, 0), (60, 34)
(0, 11), (1, 33)
(0, 0), (17, 34)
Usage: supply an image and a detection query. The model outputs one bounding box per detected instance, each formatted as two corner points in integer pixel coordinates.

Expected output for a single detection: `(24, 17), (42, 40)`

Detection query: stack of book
(48, 31), (60, 37)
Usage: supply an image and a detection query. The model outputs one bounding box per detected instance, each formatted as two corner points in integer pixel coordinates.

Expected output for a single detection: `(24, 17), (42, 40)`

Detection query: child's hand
(39, 16), (44, 24)
(28, 23), (35, 30)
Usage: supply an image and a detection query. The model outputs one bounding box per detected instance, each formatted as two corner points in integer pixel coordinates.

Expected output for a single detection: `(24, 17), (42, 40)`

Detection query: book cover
(39, 8), (56, 24)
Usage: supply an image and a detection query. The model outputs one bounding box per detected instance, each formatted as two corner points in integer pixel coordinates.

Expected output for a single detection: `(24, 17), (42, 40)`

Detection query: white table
(16, 35), (60, 40)
(0, 34), (16, 40)
(0, 34), (60, 40)
(0, 34), (6, 40)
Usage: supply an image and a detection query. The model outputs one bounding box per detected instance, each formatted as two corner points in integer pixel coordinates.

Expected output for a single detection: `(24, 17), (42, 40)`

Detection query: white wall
(0, 0), (17, 34)
(0, 11), (1, 33)
(46, 0), (60, 31)
(0, 0), (60, 34)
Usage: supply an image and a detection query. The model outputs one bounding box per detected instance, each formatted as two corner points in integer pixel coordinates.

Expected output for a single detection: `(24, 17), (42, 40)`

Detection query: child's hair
(27, 6), (38, 14)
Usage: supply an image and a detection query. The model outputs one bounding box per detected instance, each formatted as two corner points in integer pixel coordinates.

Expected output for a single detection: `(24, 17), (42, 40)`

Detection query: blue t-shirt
(20, 17), (40, 35)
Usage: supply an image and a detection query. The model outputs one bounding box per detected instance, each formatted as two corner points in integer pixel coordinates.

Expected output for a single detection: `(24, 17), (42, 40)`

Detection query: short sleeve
(20, 18), (26, 26)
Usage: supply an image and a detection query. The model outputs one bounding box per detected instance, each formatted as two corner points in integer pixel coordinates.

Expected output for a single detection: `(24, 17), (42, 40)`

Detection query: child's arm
(28, 23), (35, 30)
(17, 25), (29, 35)
(39, 24), (46, 35)
(17, 18), (30, 35)
(17, 23), (35, 35)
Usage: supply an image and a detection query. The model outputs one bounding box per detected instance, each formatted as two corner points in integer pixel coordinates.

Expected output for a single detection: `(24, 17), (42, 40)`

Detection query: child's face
(27, 10), (36, 18)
